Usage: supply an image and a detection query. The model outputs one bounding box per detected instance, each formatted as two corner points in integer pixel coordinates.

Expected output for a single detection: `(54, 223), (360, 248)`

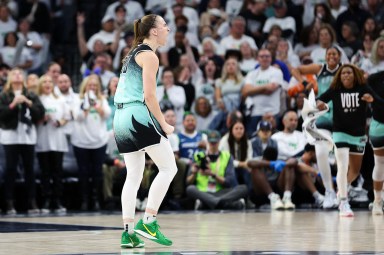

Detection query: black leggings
(3, 144), (36, 201)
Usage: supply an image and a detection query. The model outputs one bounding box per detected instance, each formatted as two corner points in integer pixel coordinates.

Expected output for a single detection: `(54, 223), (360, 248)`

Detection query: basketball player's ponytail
(125, 14), (157, 59)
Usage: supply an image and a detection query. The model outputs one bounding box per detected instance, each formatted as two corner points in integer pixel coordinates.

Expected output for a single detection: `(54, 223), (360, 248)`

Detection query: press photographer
(186, 130), (248, 210)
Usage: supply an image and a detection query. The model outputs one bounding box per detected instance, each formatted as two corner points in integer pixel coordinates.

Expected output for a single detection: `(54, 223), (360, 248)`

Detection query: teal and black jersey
(113, 44), (166, 153)
(315, 63), (342, 130)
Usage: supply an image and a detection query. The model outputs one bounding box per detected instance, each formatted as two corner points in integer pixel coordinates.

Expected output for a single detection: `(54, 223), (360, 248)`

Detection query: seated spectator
(0, 31), (32, 69)
(186, 130), (248, 210)
(46, 62), (61, 86)
(262, 0), (296, 43)
(275, 38), (300, 69)
(219, 16), (258, 54)
(195, 58), (221, 106)
(238, 0), (267, 48)
(239, 41), (258, 74)
(104, 0), (144, 24)
(156, 67), (186, 131)
(361, 35), (384, 75)
(193, 96), (218, 132)
(251, 120), (278, 158)
(311, 3), (336, 31)
(0, 4), (17, 48)
(199, 0), (228, 40)
(178, 113), (207, 165)
(293, 25), (319, 61)
(209, 109), (244, 137)
(328, 0), (347, 20)
(351, 32), (375, 69)
(338, 21), (362, 59)
(219, 120), (253, 190)
(215, 57), (244, 113)
(310, 24), (349, 64)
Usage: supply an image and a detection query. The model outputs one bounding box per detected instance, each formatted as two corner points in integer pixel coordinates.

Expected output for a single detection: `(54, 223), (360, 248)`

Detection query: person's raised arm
(76, 13), (88, 58)
(290, 63), (321, 86)
(140, 51), (174, 134)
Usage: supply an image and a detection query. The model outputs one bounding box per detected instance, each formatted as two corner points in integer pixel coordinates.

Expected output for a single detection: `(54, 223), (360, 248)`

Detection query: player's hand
(161, 122), (174, 135)
(361, 93), (373, 103)
(316, 100), (327, 111)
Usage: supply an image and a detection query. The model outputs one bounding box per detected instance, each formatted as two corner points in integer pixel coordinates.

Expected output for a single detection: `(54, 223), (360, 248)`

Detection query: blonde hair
(370, 36), (384, 65)
(2, 67), (26, 93)
(37, 74), (58, 98)
(78, 74), (103, 100)
(221, 57), (243, 84)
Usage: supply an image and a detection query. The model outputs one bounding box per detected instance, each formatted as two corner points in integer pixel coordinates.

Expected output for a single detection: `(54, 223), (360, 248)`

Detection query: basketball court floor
(1, 209), (384, 255)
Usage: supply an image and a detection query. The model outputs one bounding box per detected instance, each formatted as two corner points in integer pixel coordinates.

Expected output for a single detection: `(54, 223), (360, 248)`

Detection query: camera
(194, 151), (209, 170)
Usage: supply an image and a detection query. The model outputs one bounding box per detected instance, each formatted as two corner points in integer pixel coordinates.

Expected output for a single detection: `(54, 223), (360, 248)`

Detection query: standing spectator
(71, 74), (111, 211)
(26, 73), (39, 94)
(46, 62), (61, 87)
(241, 49), (285, 137)
(55, 74), (79, 136)
(91, 53), (117, 91)
(328, 0), (347, 19)
(0, 68), (45, 215)
(0, 63), (10, 89)
(195, 58), (221, 106)
(35, 74), (70, 214)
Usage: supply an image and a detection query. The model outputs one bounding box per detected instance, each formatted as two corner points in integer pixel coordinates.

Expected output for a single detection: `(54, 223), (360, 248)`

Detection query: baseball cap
(101, 14), (115, 24)
(257, 120), (272, 131)
(207, 130), (221, 143)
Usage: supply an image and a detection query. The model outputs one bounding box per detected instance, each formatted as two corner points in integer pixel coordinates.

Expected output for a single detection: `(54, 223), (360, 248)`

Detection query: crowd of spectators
(0, 0), (384, 214)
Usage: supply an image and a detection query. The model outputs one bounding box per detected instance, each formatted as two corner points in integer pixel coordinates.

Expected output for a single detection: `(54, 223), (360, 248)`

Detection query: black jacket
(0, 88), (45, 130)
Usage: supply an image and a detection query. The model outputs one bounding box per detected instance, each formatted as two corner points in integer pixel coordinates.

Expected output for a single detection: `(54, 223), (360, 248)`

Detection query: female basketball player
(113, 14), (176, 247)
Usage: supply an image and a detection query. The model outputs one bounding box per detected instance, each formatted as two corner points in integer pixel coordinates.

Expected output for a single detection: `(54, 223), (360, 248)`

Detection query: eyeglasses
(259, 55), (271, 58)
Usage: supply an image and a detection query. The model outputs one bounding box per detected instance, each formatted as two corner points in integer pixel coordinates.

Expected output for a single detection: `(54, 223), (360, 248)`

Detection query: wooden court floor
(1, 209), (384, 255)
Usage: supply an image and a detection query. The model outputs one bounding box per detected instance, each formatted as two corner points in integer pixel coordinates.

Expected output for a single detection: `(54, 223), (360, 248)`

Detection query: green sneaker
(134, 219), (172, 246)
(121, 231), (145, 248)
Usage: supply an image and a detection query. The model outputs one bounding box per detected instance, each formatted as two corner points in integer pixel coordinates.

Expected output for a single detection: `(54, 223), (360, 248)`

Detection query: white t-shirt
(310, 45), (349, 65)
(263, 16), (296, 42)
(272, 130), (307, 160)
(219, 34), (258, 53)
(105, 1), (144, 24)
(54, 87), (80, 136)
(71, 96), (111, 149)
(0, 18), (17, 47)
(244, 66), (285, 116)
(86, 30), (116, 52)
(156, 85), (186, 131)
(361, 59), (384, 75)
(0, 46), (32, 68)
(36, 94), (70, 152)
(240, 58), (258, 74)
(0, 122), (37, 145)
(17, 31), (44, 70)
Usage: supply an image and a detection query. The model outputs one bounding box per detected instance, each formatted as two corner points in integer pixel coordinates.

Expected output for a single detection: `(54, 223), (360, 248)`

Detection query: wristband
(302, 80), (309, 87)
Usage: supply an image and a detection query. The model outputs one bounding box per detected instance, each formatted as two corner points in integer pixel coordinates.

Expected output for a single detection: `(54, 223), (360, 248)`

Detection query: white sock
(283, 191), (292, 200)
(312, 191), (322, 200)
(374, 190), (382, 202)
(124, 222), (135, 234)
(268, 192), (278, 200)
(143, 213), (156, 224)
